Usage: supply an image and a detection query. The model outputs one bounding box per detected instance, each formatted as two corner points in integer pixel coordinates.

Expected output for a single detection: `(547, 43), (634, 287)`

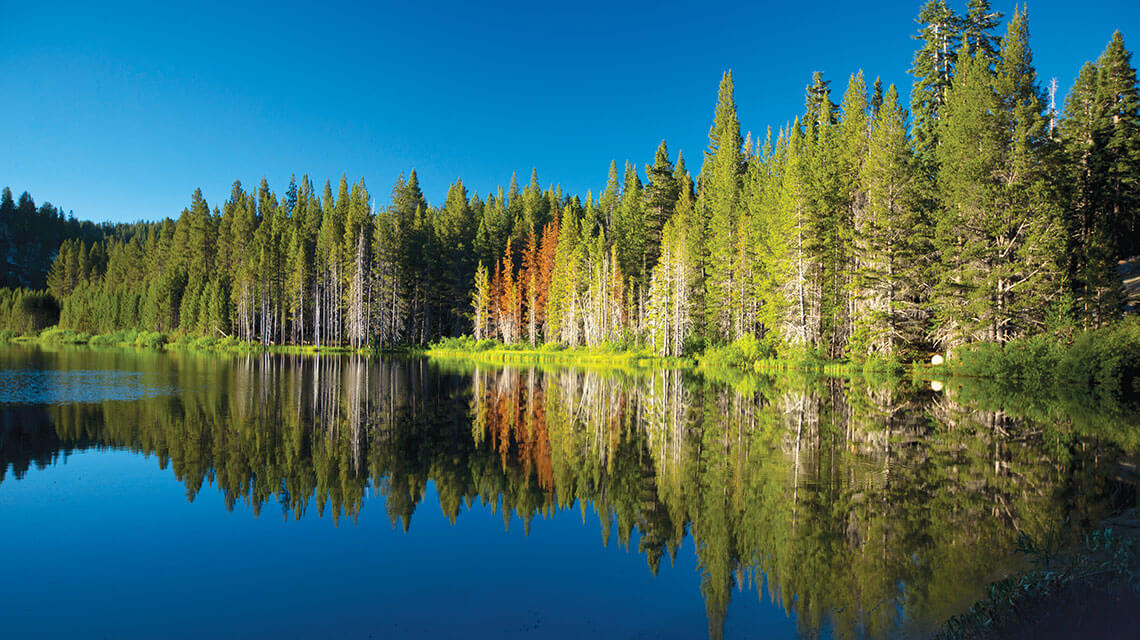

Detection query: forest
(2, 0), (1138, 361)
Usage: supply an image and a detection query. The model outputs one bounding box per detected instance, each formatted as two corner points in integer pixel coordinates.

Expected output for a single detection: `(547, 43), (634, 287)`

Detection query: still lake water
(0, 345), (1136, 639)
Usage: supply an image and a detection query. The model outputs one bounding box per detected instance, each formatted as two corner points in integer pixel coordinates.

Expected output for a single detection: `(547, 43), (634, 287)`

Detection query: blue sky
(2, 0), (1138, 223)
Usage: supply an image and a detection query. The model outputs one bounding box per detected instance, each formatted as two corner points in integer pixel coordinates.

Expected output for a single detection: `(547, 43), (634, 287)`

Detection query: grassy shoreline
(0, 327), (413, 356)
(425, 345), (691, 369)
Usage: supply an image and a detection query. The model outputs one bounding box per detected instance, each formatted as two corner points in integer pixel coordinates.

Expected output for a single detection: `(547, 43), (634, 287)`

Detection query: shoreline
(936, 508), (1140, 639)
(3, 323), (1137, 402)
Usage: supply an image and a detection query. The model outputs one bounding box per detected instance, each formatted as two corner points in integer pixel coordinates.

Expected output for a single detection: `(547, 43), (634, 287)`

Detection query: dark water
(0, 346), (1136, 639)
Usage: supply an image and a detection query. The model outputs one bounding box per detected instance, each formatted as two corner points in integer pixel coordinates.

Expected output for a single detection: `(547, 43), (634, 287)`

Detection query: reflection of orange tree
(472, 369), (1140, 640)
(472, 368), (554, 495)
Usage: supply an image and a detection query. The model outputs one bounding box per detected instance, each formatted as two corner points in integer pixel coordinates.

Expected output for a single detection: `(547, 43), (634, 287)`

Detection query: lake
(0, 345), (1136, 639)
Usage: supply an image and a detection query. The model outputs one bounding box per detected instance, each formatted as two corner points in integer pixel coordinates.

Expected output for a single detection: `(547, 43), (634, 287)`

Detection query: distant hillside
(0, 187), (114, 289)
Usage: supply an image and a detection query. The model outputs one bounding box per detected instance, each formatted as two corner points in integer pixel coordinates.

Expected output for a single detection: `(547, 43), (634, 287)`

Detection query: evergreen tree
(599, 161), (621, 233)
(910, 0), (961, 170)
(751, 129), (791, 348)
(438, 179), (477, 334)
(935, 11), (1062, 345)
(960, 0), (1003, 62)
(852, 85), (925, 356)
(803, 85), (844, 354)
(614, 161), (645, 291)
(934, 45), (1004, 346)
(643, 140), (679, 279)
(992, 8), (1064, 336)
(699, 71), (745, 343)
(831, 71), (871, 355)
(1060, 49), (1136, 325)
(1093, 32), (1140, 259)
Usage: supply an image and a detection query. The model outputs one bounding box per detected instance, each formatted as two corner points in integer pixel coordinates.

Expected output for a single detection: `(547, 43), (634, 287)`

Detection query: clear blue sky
(2, 0), (1137, 223)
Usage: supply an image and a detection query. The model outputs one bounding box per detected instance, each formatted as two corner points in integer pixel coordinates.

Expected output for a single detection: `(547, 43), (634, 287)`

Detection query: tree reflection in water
(0, 347), (1135, 639)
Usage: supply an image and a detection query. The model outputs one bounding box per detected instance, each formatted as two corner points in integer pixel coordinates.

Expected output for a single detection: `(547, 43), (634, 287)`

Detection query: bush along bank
(942, 318), (1140, 401)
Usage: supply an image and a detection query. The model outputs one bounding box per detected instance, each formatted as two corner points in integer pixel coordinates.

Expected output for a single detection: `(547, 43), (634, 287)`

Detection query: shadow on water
(0, 344), (1138, 639)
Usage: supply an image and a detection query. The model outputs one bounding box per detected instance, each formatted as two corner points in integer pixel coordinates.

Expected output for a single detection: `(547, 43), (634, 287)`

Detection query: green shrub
(88, 329), (141, 346)
(1057, 319), (1140, 399)
(38, 327), (90, 344)
(861, 354), (905, 376)
(432, 335), (476, 350)
(955, 334), (1063, 387)
(701, 335), (781, 369)
(474, 339), (499, 351)
(947, 319), (1140, 400)
(133, 331), (167, 349)
(88, 333), (115, 346)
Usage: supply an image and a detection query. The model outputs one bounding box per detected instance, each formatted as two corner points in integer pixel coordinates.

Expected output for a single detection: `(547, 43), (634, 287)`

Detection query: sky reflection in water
(0, 345), (1135, 639)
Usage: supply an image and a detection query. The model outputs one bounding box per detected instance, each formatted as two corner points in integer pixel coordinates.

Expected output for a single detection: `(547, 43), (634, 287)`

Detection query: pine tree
(521, 168), (550, 237)
(614, 161), (646, 291)
(738, 135), (765, 337)
(804, 86), (844, 354)
(643, 140), (679, 280)
(936, 11), (1062, 346)
(992, 9), (1064, 338)
(315, 180), (343, 346)
(0, 188), (12, 287)
(779, 122), (812, 348)
(437, 179), (477, 335)
(870, 77), (884, 118)
(1093, 32), (1140, 259)
(649, 169), (702, 356)
(934, 45), (1003, 346)
(1060, 51), (1134, 325)
(599, 161), (621, 232)
(535, 217), (559, 339)
(520, 227), (540, 345)
(699, 71), (745, 343)
(494, 239), (520, 343)
(343, 178), (372, 348)
(960, 0), (1003, 62)
(852, 85), (925, 356)
(804, 71), (836, 127)
(832, 71), (871, 356)
(751, 129), (791, 348)
(910, 0), (961, 170)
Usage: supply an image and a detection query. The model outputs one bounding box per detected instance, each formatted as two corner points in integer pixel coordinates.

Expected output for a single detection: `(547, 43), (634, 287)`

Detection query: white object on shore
(931, 354), (944, 366)
(930, 380), (944, 392)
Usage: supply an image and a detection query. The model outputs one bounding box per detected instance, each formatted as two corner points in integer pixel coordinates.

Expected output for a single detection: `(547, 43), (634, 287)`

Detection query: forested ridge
(0, 187), (115, 289)
(4, 1), (1139, 360)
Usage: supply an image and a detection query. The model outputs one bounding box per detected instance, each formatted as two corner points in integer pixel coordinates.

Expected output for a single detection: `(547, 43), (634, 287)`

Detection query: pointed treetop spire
(961, 0), (1003, 61)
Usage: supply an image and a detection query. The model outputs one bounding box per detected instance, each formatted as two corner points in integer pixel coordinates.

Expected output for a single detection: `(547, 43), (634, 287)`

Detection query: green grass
(426, 336), (691, 369)
(0, 326), (407, 355)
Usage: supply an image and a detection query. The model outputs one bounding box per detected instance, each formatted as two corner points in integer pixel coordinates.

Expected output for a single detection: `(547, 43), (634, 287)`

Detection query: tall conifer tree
(698, 71), (744, 343)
